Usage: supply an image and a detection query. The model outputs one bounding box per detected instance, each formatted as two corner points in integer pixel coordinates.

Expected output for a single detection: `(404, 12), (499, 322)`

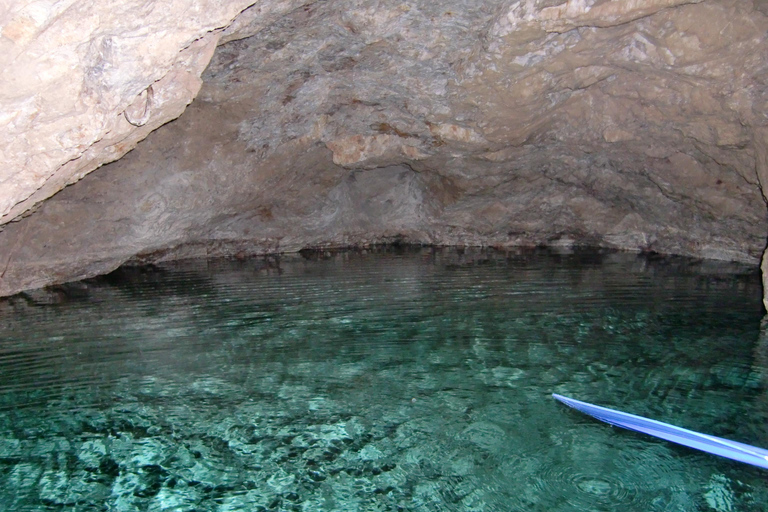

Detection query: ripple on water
(0, 248), (766, 511)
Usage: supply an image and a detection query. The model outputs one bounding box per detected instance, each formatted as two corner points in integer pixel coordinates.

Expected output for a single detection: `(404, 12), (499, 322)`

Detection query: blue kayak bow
(553, 393), (768, 470)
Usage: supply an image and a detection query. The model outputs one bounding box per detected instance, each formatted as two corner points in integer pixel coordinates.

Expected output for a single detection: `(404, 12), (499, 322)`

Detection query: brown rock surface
(1, 0), (768, 303)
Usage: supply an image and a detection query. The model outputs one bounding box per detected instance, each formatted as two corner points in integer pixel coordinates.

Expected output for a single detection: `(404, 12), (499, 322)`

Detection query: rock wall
(0, 0), (258, 225)
(1, 0), (768, 303)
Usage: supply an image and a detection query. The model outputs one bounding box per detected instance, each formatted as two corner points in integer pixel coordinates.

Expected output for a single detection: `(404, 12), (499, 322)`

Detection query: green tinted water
(0, 248), (766, 511)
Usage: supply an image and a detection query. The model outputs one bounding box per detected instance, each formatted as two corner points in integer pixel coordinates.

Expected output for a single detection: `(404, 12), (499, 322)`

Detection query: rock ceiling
(1, 0), (768, 303)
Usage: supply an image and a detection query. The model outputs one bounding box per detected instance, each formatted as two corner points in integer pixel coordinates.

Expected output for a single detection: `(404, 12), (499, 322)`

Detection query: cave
(1, 0), (768, 304)
(4, 1), (768, 507)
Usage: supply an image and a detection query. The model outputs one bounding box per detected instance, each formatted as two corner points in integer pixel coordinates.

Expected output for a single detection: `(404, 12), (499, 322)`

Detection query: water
(0, 247), (766, 511)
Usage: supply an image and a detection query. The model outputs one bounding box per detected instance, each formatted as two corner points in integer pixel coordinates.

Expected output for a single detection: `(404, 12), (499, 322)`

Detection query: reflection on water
(0, 247), (766, 511)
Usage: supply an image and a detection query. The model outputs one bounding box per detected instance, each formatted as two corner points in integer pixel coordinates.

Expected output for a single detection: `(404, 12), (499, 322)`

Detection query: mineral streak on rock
(1, 0), (768, 302)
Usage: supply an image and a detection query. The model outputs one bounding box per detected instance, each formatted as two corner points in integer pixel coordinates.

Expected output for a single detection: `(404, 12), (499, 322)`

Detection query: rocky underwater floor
(0, 248), (766, 511)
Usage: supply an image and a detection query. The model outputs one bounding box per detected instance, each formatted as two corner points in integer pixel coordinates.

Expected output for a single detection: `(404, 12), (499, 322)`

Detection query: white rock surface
(0, 0), (256, 224)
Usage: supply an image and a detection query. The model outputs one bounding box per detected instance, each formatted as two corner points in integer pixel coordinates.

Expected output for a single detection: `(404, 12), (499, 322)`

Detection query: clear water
(1, 247), (766, 512)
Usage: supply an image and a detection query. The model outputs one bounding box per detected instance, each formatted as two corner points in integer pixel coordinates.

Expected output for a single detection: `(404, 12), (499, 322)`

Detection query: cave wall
(2, 0), (768, 302)
(0, 0), (265, 225)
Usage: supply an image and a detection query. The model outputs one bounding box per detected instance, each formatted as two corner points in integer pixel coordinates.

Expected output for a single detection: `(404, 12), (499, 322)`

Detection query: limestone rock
(0, 0), (257, 225)
(1, 0), (768, 301)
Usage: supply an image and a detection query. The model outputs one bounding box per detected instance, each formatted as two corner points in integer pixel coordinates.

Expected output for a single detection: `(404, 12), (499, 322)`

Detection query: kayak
(553, 393), (768, 470)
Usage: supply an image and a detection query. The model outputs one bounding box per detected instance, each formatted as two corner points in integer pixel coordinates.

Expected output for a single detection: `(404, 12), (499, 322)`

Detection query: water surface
(0, 248), (766, 511)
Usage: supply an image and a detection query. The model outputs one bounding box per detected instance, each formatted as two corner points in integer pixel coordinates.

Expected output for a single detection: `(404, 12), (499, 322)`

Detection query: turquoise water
(0, 247), (766, 511)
